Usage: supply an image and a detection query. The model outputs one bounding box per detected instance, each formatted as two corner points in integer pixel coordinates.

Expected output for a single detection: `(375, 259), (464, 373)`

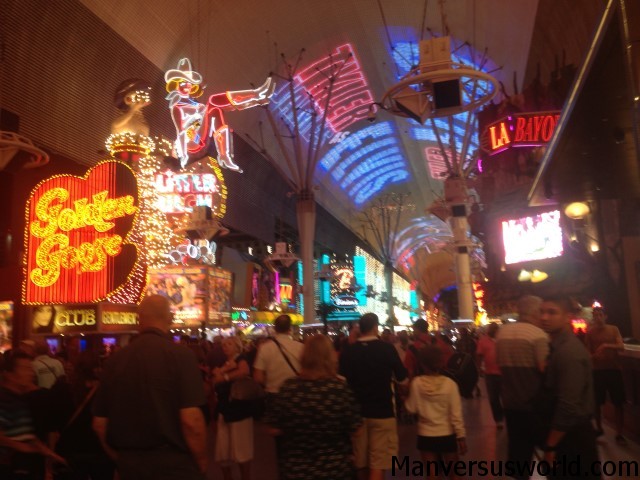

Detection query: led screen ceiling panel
(394, 216), (485, 272)
(394, 217), (453, 271)
(269, 43), (375, 143)
(319, 122), (410, 206)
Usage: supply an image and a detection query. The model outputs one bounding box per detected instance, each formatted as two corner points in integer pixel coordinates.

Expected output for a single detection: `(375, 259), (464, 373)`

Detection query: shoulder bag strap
(62, 384), (98, 432)
(270, 337), (299, 376)
(37, 359), (59, 379)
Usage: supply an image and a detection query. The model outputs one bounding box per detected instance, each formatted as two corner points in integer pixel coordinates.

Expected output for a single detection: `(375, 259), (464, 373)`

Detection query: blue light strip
(353, 170), (409, 206)
(321, 255), (331, 304)
(270, 85), (334, 144)
(318, 122), (410, 206)
(341, 152), (403, 189)
(353, 255), (367, 306)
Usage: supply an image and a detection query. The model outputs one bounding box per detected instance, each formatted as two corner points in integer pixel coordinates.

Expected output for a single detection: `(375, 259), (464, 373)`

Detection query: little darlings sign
(23, 161), (140, 304)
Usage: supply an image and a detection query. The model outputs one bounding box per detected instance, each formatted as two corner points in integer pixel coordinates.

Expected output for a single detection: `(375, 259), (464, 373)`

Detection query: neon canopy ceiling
(78, 0), (539, 287)
(394, 217), (486, 296)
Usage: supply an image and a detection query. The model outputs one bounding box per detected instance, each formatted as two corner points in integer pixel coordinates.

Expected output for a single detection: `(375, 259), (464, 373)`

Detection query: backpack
(407, 337), (436, 377)
(444, 352), (479, 399)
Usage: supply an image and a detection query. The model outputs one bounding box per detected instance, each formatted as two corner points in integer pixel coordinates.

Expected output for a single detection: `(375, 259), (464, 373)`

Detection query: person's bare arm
(594, 330), (625, 355)
(180, 407), (208, 474)
(0, 432), (66, 465)
(92, 417), (118, 461)
(32, 438), (67, 465)
(0, 431), (38, 453)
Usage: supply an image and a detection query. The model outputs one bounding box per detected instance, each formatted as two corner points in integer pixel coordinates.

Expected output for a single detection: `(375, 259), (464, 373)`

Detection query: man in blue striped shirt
(0, 349), (65, 478)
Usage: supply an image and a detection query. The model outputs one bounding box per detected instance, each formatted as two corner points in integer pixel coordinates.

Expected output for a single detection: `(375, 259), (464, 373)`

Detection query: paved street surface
(207, 379), (639, 479)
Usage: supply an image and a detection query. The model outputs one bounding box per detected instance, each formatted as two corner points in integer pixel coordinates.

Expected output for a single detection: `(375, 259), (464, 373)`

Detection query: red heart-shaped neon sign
(23, 161), (140, 304)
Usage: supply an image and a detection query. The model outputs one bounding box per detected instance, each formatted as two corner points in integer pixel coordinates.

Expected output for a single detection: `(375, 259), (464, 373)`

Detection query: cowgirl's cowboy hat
(114, 78), (151, 110)
(164, 58), (203, 84)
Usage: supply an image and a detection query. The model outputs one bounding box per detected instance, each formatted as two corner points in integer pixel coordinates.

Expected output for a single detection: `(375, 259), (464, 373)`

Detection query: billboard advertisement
(146, 267), (208, 327)
(30, 304), (99, 335)
(146, 266), (232, 328)
(0, 301), (13, 352)
(209, 267), (232, 327)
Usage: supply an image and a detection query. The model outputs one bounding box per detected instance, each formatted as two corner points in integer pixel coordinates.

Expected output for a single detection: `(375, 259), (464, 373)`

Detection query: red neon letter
(514, 117), (526, 142)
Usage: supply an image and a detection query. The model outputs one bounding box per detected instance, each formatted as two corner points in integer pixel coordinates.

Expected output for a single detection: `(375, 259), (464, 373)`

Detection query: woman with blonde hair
(266, 334), (362, 480)
(212, 336), (253, 480)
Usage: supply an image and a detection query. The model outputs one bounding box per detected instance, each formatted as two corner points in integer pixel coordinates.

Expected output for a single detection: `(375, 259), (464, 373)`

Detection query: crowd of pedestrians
(0, 293), (629, 479)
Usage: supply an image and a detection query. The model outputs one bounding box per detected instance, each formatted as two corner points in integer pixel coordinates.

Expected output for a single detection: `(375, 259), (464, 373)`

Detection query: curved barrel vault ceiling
(79, 0), (539, 293)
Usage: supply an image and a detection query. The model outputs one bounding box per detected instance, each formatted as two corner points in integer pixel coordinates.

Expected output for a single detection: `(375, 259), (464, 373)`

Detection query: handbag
(224, 377), (266, 422)
(230, 376), (265, 401)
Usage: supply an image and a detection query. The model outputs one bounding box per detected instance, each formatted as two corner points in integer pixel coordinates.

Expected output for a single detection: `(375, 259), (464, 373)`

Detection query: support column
(384, 261), (394, 323)
(450, 206), (474, 321)
(296, 190), (316, 324)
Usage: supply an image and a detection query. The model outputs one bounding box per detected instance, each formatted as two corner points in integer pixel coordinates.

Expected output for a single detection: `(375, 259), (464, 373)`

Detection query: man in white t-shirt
(32, 341), (65, 389)
(253, 315), (303, 394)
(253, 314), (303, 472)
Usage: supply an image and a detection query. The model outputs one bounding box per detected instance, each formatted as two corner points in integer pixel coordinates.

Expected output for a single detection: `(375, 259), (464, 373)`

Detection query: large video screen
(502, 210), (563, 265)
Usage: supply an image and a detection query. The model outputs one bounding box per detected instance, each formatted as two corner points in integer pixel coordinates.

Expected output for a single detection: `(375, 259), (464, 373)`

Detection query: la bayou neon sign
(486, 111), (560, 154)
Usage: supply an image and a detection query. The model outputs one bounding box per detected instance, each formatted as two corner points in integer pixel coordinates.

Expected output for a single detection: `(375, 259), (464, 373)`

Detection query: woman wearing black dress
(266, 334), (362, 480)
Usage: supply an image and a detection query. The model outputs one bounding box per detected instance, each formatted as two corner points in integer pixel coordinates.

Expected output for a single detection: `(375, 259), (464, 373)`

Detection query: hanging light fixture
(517, 269), (532, 282)
(564, 202), (590, 220)
(264, 242), (301, 272)
(530, 270), (548, 283)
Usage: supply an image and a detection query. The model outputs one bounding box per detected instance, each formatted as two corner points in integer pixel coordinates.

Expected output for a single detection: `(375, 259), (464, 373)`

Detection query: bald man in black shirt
(93, 295), (207, 479)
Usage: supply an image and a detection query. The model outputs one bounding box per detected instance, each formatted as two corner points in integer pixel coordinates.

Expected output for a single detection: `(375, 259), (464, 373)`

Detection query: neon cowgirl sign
(485, 111), (561, 154)
(165, 58), (275, 171)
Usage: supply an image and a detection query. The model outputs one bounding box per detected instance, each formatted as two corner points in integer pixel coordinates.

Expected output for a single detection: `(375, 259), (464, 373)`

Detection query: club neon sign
(154, 169), (226, 216)
(331, 264), (359, 308)
(23, 161), (140, 304)
(486, 111), (561, 154)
